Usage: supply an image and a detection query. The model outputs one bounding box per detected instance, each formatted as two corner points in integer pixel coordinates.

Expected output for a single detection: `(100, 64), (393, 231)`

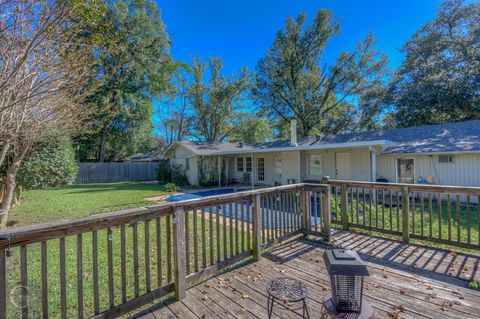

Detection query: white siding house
(164, 120), (480, 188)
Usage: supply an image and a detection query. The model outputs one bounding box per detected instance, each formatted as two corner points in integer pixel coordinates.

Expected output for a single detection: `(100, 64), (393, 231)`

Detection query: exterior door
(274, 156), (282, 185)
(335, 153), (351, 180)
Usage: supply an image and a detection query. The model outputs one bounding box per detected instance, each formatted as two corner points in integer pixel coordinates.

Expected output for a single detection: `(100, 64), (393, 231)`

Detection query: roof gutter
(203, 140), (397, 156)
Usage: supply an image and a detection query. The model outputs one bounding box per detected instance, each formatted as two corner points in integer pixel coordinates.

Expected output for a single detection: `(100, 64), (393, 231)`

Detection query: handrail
(0, 183), (313, 249)
(327, 179), (480, 195)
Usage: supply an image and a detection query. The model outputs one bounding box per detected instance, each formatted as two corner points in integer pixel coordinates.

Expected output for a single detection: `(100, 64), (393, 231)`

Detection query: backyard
(9, 182), (171, 227)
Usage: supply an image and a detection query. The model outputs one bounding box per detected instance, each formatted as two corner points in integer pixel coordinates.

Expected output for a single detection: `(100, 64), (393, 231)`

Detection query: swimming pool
(167, 188), (332, 227)
(166, 188), (246, 202)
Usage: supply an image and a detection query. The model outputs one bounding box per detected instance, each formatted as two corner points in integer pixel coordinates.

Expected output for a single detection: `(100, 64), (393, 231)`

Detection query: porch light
(323, 249), (369, 313)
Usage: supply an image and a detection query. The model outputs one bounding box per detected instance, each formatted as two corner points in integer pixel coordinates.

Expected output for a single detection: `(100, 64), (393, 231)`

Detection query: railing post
(321, 187), (331, 242)
(301, 188), (310, 232)
(0, 249), (6, 319)
(252, 194), (262, 261)
(401, 186), (410, 243)
(173, 206), (186, 301)
(340, 183), (349, 230)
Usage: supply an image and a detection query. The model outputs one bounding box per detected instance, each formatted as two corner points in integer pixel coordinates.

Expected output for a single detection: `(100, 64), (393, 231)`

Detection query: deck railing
(327, 180), (480, 249)
(0, 183), (330, 319)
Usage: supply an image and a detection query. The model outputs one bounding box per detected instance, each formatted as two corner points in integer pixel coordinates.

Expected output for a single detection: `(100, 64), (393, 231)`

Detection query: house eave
(207, 140), (397, 156)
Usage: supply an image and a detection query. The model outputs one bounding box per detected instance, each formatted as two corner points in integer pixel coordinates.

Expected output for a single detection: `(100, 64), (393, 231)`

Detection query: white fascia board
(381, 150), (480, 156)
(210, 140), (397, 156)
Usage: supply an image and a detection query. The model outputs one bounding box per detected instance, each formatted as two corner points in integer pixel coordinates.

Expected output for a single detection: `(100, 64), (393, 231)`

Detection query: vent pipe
(290, 119), (298, 146)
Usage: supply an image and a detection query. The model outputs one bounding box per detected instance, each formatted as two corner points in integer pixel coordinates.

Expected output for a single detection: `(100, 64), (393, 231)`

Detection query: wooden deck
(134, 230), (480, 319)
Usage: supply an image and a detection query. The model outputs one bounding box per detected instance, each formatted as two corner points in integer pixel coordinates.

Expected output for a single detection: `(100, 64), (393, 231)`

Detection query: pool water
(166, 188), (245, 202)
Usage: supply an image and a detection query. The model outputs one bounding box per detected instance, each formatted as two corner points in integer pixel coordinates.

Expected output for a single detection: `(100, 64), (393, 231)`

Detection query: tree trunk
(0, 148), (27, 229)
(97, 129), (107, 162)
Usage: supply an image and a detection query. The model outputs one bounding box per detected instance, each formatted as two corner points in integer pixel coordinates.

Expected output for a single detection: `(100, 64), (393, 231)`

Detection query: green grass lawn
(4, 182), (252, 318)
(9, 182), (170, 227)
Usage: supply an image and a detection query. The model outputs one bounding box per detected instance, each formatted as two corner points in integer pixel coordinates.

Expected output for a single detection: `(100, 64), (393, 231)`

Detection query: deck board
(135, 230), (480, 319)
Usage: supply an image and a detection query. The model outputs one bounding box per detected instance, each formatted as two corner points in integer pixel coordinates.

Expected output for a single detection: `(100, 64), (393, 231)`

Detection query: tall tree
(387, 0), (480, 127)
(253, 10), (387, 137)
(79, 0), (173, 161)
(0, 0), (94, 228)
(230, 113), (273, 144)
(155, 66), (194, 146)
(189, 57), (250, 142)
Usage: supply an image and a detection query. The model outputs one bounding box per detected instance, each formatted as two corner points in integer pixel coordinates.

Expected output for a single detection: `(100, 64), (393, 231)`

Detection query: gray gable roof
(173, 120), (480, 156)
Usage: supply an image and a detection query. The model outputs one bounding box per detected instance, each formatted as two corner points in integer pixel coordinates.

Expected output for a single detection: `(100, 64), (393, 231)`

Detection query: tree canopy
(253, 10), (388, 137)
(78, 0), (173, 161)
(387, 0), (480, 127)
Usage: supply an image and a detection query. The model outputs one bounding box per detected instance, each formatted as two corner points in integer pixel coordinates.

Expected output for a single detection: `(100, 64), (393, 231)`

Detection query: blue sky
(155, 0), (445, 74)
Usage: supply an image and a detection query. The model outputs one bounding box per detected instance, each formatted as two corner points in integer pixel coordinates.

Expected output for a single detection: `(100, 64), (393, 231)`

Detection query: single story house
(163, 119), (480, 187)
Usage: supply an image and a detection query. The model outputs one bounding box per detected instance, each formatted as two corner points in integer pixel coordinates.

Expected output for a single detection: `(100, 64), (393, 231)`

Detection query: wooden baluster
(167, 215), (172, 282)
(121, 225), (127, 302)
(438, 193), (442, 240)
(247, 200), (251, 250)
(401, 187), (410, 243)
(108, 226), (115, 306)
(229, 202), (233, 258)
(467, 195), (471, 244)
(222, 203), (227, 260)
(356, 188), (360, 225)
(382, 189), (385, 229)
(185, 210), (190, 274)
(340, 183), (348, 230)
(173, 207), (186, 301)
(133, 223), (139, 297)
(456, 195), (461, 243)
(241, 200), (246, 250)
(411, 192), (416, 235)
(389, 190), (393, 230)
(216, 204), (221, 262)
(420, 193), (425, 237)
(21, 245), (28, 319)
(77, 234), (84, 319)
(253, 194), (262, 261)
(313, 192), (318, 232)
(268, 194), (273, 240)
(369, 189), (373, 228)
(322, 187), (331, 242)
(282, 193), (286, 236)
(0, 248), (6, 319)
(41, 241), (48, 319)
(92, 230), (99, 314)
(60, 238), (67, 319)
(363, 188), (367, 226)
(429, 193), (433, 238)
(156, 217), (162, 287)
(209, 207), (214, 266)
(447, 195), (452, 242)
(201, 208), (207, 269)
(193, 209), (199, 272)
(145, 220), (151, 292)
(477, 196), (480, 246)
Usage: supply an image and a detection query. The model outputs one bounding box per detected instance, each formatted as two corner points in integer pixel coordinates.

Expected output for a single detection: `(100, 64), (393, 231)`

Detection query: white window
(237, 157), (243, 172)
(309, 155), (321, 176)
(257, 158), (265, 181)
(438, 155), (454, 163)
(397, 158), (415, 183)
(185, 158), (190, 170)
(246, 157), (252, 172)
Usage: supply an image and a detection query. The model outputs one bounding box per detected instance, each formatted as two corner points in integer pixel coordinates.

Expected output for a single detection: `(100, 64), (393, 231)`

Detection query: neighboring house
(122, 151), (163, 162)
(163, 119), (480, 187)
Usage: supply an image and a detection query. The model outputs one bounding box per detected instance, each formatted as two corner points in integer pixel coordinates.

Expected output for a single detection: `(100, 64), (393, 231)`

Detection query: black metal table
(266, 277), (310, 319)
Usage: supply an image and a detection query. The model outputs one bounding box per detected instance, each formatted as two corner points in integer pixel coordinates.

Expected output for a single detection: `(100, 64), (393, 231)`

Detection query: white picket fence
(76, 162), (158, 183)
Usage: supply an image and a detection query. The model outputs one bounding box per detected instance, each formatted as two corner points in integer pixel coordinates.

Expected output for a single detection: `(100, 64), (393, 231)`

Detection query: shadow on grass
(63, 182), (164, 194)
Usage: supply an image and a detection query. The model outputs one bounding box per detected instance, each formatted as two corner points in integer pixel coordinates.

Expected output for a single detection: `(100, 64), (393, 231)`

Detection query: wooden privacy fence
(76, 162), (158, 183)
(327, 180), (480, 250)
(0, 183), (330, 319)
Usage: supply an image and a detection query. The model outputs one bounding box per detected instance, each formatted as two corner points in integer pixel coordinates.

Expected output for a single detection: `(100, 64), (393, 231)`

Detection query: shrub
(156, 160), (171, 184)
(16, 139), (78, 189)
(163, 183), (178, 192)
(156, 160), (189, 186)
